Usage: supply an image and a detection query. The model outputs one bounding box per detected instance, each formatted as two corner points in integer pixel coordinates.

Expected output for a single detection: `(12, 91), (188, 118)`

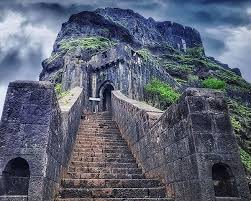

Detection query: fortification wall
(61, 44), (177, 112)
(112, 89), (250, 201)
(0, 81), (83, 201)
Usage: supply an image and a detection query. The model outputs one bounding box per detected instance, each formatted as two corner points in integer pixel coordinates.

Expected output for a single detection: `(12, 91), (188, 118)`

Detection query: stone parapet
(111, 88), (250, 201)
(0, 81), (83, 201)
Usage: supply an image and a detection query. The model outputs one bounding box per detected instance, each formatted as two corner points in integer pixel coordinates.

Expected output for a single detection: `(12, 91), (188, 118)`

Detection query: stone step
(56, 198), (172, 201)
(85, 117), (114, 122)
(68, 167), (142, 175)
(64, 172), (144, 179)
(78, 133), (121, 136)
(73, 148), (131, 154)
(72, 152), (133, 159)
(78, 132), (122, 136)
(77, 136), (125, 143)
(70, 161), (138, 169)
(75, 141), (127, 146)
(78, 127), (119, 130)
(80, 124), (118, 128)
(61, 179), (162, 189)
(72, 156), (136, 163)
(58, 187), (166, 198)
(56, 113), (167, 200)
(76, 136), (124, 141)
(74, 145), (129, 150)
(82, 119), (114, 122)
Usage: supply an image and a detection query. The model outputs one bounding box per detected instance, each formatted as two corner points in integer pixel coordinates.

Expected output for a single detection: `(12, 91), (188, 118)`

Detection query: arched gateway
(2, 157), (30, 195)
(98, 81), (115, 111)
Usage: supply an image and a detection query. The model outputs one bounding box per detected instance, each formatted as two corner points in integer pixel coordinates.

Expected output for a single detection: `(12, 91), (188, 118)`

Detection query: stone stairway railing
(111, 89), (250, 201)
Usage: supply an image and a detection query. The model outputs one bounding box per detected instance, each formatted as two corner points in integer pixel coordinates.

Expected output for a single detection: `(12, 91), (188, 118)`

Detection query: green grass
(55, 83), (70, 99)
(137, 48), (154, 61)
(144, 79), (181, 105)
(47, 52), (60, 63)
(164, 63), (192, 74)
(186, 47), (204, 59)
(202, 78), (226, 90)
(240, 147), (251, 172)
(228, 99), (251, 137)
(214, 69), (250, 89)
(59, 36), (115, 52)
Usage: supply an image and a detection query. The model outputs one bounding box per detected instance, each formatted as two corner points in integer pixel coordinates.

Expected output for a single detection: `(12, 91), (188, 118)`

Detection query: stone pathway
(56, 112), (170, 201)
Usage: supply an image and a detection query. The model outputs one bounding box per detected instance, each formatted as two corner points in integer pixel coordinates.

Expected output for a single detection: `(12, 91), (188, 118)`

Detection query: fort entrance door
(102, 84), (114, 111)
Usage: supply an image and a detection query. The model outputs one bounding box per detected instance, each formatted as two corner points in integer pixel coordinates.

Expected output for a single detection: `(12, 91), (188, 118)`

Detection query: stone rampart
(111, 89), (250, 201)
(0, 81), (83, 201)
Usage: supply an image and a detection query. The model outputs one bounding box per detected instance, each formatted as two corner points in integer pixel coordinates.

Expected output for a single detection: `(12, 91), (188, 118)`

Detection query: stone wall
(61, 44), (178, 112)
(0, 81), (83, 201)
(112, 89), (250, 201)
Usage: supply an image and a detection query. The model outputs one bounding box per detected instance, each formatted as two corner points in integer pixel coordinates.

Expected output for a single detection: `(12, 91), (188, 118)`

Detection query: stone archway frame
(98, 80), (115, 111)
(0, 154), (47, 200)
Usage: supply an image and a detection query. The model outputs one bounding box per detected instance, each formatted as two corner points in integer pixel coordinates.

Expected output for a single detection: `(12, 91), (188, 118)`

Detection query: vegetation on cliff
(144, 79), (181, 108)
(59, 36), (115, 53)
(202, 78), (226, 90)
(142, 46), (251, 170)
(240, 147), (251, 172)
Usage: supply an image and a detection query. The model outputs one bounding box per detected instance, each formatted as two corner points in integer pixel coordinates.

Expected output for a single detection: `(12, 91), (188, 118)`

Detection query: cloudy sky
(0, 0), (251, 115)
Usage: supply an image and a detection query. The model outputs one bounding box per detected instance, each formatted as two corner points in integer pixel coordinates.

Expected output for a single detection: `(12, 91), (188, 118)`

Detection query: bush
(144, 79), (181, 105)
(202, 78), (226, 90)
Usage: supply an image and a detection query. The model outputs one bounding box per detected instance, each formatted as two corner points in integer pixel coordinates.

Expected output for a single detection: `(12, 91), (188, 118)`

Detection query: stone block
(190, 113), (212, 134)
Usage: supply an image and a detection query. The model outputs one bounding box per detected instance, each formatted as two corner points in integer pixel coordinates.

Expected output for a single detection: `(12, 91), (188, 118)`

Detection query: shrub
(202, 78), (226, 90)
(144, 79), (181, 105)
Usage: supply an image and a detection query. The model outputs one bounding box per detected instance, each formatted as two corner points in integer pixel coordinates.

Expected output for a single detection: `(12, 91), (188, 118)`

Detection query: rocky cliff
(39, 8), (251, 177)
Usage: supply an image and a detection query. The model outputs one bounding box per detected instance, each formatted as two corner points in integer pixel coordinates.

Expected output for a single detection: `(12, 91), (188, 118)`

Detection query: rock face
(40, 8), (203, 83)
(96, 8), (202, 49)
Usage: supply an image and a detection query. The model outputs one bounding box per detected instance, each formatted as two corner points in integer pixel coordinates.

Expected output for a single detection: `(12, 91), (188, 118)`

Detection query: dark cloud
(202, 36), (227, 56)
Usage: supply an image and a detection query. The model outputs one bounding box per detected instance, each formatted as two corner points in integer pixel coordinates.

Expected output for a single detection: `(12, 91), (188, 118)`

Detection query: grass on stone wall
(202, 78), (226, 90)
(55, 83), (70, 99)
(240, 147), (251, 172)
(144, 79), (181, 105)
(59, 36), (115, 52)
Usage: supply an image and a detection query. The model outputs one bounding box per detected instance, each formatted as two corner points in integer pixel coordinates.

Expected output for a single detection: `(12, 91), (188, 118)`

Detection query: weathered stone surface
(0, 81), (84, 201)
(56, 112), (169, 200)
(112, 88), (250, 201)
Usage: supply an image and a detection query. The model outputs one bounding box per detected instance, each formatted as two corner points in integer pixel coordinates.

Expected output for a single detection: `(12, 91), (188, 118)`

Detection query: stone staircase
(56, 112), (170, 201)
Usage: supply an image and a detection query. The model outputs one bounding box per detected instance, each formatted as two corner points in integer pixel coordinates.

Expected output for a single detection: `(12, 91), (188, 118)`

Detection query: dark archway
(212, 163), (238, 197)
(1, 157), (30, 195)
(102, 84), (114, 111)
